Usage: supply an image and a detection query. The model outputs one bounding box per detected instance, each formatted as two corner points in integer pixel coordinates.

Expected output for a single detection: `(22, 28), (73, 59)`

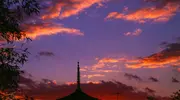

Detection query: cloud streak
(172, 77), (179, 83)
(79, 58), (123, 79)
(38, 51), (55, 57)
(124, 73), (142, 81)
(82, 41), (180, 74)
(145, 87), (156, 95)
(41, 0), (108, 19)
(124, 28), (142, 36)
(90, 58), (124, 70)
(82, 74), (105, 79)
(149, 77), (159, 82)
(18, 0), (97, 40)
(106, 2), (179, 23)
(22, 22), (83, 39)
(125, 42), (180, 69)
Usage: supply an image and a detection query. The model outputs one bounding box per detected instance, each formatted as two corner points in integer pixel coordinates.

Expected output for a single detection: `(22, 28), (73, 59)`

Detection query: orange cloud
(23, 23), (84, 39)
(124, 28), (142, 36)
(91, 63), (105, 70)
(42, 0), (108, 19)
(88, 42), (180, 70)
(82, 74), (105, 79)
(65, 82), (76, 85)
(86, 81), (100, 84)
(126, 56), (180, 69)
(106, 3), (179, 23)
(125, 42), (180, 69)
(80, 42), (180, 79)
(80, 68), (88, 71)
(84, 50), (180, 72)
(66, 81), (101, 85)
(79, 58), (127, 78)
(99, 58), (119, 63)
(91, 58), (125, 70)
(91, 69), (119, 73)
(79, 58), (125, 79)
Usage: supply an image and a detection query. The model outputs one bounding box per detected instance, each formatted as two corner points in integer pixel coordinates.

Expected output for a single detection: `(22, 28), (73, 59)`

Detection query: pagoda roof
(56, 62), (99, 100)
(57, 89), (98, 100)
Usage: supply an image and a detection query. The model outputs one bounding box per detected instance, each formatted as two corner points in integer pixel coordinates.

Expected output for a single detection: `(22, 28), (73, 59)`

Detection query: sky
(2, 0), (180, 100)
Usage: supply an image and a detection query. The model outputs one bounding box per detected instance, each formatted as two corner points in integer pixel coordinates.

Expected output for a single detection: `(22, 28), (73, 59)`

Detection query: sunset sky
(9, 0), (180, 99)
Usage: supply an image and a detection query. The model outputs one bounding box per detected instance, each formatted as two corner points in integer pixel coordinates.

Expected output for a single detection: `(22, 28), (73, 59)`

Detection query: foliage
(171, 90), (180, 100)
(0, 0), (40, 99)
(0, 91), (35, 100)
(0, 91), (17, 100)
(0, 0), (40, 42)
(0, 46), (29, 91)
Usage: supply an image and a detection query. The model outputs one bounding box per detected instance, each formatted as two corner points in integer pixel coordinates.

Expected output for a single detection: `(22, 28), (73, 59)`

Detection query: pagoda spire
(77, 61), (81, 91)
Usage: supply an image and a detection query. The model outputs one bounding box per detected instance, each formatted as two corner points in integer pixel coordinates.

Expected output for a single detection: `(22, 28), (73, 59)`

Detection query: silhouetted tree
(171, 90), (180, 100)
(0, 0), (39, 99)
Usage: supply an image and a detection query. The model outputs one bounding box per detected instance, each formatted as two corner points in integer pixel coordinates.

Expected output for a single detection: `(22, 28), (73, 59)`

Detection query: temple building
(56, 62), (99, 100)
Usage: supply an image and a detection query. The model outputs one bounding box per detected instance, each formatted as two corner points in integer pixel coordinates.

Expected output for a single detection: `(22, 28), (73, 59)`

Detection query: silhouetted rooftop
(56, 62), (99, 100)
(57, 89), (98, 100)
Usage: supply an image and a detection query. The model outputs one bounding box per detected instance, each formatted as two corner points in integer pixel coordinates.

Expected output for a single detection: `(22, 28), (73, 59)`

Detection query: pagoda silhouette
(56, 62), (99, 100)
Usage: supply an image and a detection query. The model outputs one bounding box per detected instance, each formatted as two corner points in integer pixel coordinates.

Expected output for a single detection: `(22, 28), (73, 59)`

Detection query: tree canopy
(0, 0), (40, 99)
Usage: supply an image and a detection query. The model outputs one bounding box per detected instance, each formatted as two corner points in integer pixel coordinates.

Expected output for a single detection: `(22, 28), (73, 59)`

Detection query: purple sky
(18, 0), (180, 97)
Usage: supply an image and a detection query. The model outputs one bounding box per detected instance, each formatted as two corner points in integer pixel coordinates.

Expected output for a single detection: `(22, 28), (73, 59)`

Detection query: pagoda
(57, 62), (99, 100)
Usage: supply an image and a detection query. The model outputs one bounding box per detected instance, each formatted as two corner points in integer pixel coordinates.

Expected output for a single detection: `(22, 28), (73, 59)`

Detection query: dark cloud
(19, 76), (37, 89)
(124, 73), (142, 81)
(149, 77), (159, 82)
(172, 77), (179, 83)
(145, 87), (156, 95)
(160, 41), (169, 46)
(145, 42), (180, 61)
(175, 37), (180, 43)
(17, 76), (171, 100)
(20, 70), (33, 77)
(38, 51), (55, 57)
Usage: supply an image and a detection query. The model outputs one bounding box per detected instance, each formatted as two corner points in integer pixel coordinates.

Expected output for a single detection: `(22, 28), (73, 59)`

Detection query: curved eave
(57, 90), (98, 100)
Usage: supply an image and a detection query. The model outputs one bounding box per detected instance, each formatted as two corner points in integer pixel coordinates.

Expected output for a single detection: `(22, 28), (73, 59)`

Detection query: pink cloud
(106, 3), (179, 23)
(22, 23), (84, 39)
(41, 0), (108, 19)
(82, 74), (105, 79)
(124, 28), (142, 36)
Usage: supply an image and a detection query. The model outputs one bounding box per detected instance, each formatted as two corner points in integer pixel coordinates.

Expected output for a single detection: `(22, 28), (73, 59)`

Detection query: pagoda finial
(77, 61), (81, 91)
